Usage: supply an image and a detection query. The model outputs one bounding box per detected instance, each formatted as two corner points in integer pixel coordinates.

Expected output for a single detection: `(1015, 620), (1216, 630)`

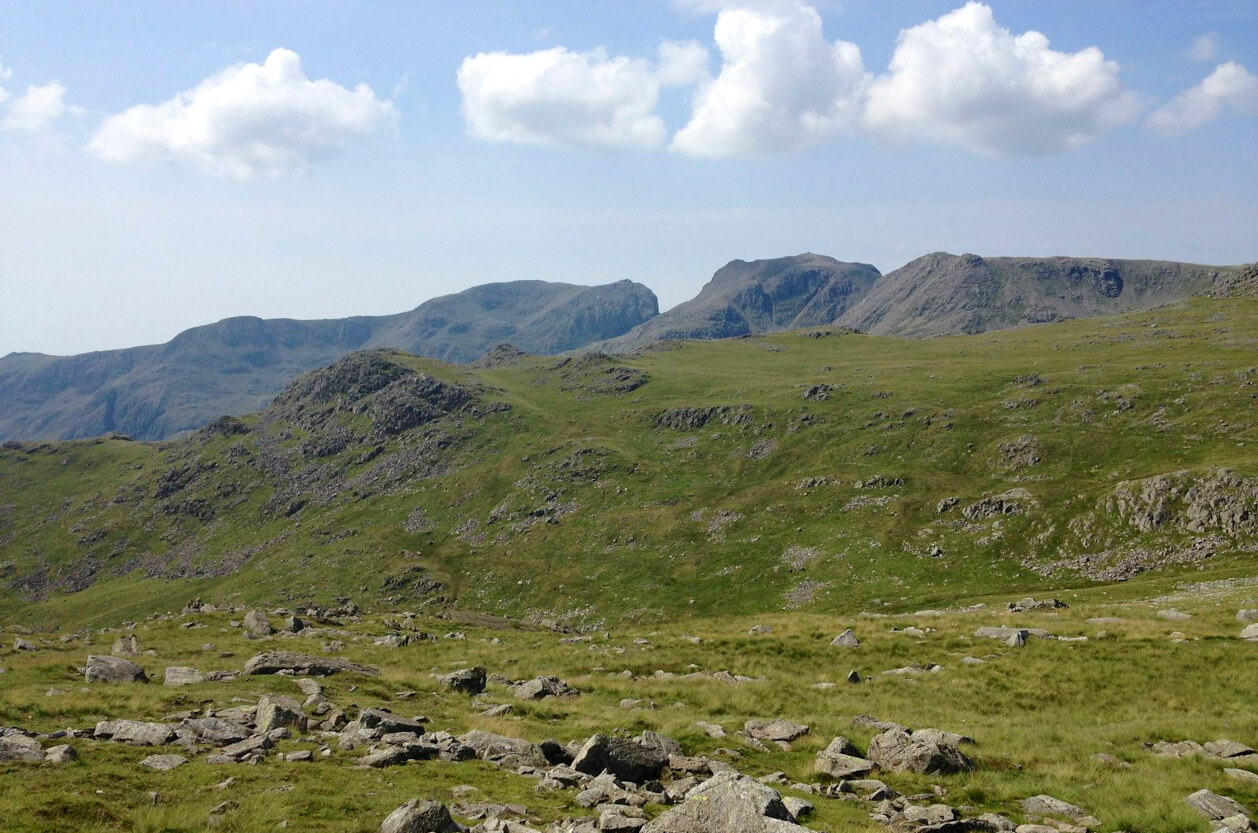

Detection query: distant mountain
(837, 253), (1246, 337)
(0, 279), (657, 442)
(594, 254), (881, 352)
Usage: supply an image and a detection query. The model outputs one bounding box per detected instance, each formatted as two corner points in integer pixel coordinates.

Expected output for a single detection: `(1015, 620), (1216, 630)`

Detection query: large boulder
(436, 667), (487, 695)
(572, 733), (669, 783)
(866, 728), (973, 775)
(379, 799), (465, 833)
(94, 719), (175, 746)
(0, 735), (45, 762)
(458, 730), (548, 768)
(815, 737), (874, 779)
(85, 655), (148, 683)
(641, 771), (807, 832)
(163, 666), (208, 687)
(242, 610), (274, 637)
(1184, 789), (1252, 821)
(513, 676), (578, 700)
(243, 651), (379, 677)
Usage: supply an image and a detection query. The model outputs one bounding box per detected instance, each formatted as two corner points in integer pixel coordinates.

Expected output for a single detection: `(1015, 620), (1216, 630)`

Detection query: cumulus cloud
(670, 2), (867, 157)
(1, 81), (68, 132)
(863, 2), (1139, 156)
(88, 48), (397, 179)
(457, 41), (706, 151)
(1147, 61), (1258, 134)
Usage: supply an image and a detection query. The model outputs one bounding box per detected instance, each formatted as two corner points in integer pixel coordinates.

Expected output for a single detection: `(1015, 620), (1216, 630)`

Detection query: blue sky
(1, 0), (1255, 356)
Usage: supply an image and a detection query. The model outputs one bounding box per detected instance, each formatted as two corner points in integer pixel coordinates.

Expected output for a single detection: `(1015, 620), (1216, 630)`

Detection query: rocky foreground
(4, 597), (1258, 832)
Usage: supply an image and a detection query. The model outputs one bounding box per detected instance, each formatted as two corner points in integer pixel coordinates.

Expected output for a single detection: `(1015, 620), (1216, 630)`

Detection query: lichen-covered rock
(94, 719), (175, 746)
(641, 771), (806, 832)
(242, 610), (274, 637)
(243, 651), (378, 676)
(513, 676), (578, 700)
(379, 799), (465, 833)
(436, 667), (487, 695)
(572, 733), (669, 783)
(866, 728), (974, 775)
(85, 655), (148, 683)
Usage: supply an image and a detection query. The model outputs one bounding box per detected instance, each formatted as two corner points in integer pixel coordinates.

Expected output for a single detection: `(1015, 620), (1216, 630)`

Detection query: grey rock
(243, 650), (378, 676)
(974, 626), (1050, 641)
(140, 754), (188, 771)
(163, 666), (208, 686)
(216, 734), (274, 760)
(1185, 789), (1252, 821)
(866, 728), (974, 775)
(359, 747), (411, 768)
(243, 610), (274, 637)
(513, 676), (578, 700)
(830, 629), (860, 648)
(459, 730), (547, 768)
(1019, 795), (1092, 821)
(1151, 740), (1206, 757)
(44, 744), (77, 763)
(13, 637), (37, 651)
(1242, 624), (1258, 641)
(815, 736), (873, 780)
(182, 717), (252, 746)
(1238, 610), (1258, 623)
(360, 708), (428, 736)
(641, 771), (805, 832)
(379, 799), (466, 833)
(256, 695), (308, 733)
(437, 667), (487, 695)
(94, 720), (175, 746)
(1206, 740), (1256, 759)
(744, 720), (809, 743)
(572, 733), (669, 783)
(1226, 768), (1258, 785)
(111, 635), (140, 655)
(781, 797), (812, 823)
(0, 735), (44, 762)
(86, 655), (148, 683)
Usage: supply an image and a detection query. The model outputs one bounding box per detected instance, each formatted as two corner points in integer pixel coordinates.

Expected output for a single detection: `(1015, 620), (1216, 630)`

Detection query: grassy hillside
(2, 297), (1257, 631)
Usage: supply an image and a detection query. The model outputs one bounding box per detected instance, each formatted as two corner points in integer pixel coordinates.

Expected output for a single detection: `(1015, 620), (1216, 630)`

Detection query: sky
(1, 1), (1256, 357)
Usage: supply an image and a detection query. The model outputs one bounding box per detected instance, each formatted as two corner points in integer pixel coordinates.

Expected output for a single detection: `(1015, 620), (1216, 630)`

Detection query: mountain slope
(3, 296), (1256, 630)
(838, 253), (1245, 337)
(594, 254), (881, 352)
(0, 280), (658, 442)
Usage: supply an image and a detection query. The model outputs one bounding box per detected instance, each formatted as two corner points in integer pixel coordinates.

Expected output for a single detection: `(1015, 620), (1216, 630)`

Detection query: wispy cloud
(1147, 61), (1258, 134)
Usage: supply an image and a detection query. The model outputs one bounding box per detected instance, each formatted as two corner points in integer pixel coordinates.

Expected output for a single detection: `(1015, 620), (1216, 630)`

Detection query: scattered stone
(815, 737), (873, 779)
(243, 651), (379, 676)
(975, 626), (1050, 642)
(696, 722), (727, 739)
(1185, 789), (1253, 821)
(94, 720), (175, 746)
(379, 799), (465, 833)
(257, 695), (308, 733)
(1242, 624), (1258, 641)
(0, 734), (44, 762)
(243, 610), (274, 637)
(44, 744), (77, 763)
(1150, 740), (1206, 757)
(1238, 610), (1258, 623)
(1157, 609), (1193, 621)
(86, 655), (148, 683)
(513, 676), (578, 700)
(830, 629), (860, 648)
(1007, 598), (1068, 613)
(1225, 768), (1258, 785)
(482, 704), (514, 718)
(164, 666), (208, 686)
(748, 625), (772, 635)
(572, 733), (669, 783)
(13, 637), (37, 652)
(1020, 795), (1100, 827)
(140, 754), (188, 771)
(1206, 740), (1256, 759)
(459, 730), (548, 768)
(744, 720), (809, 744)
(437, 667), (487, 695)
(866, 728), (973, 775)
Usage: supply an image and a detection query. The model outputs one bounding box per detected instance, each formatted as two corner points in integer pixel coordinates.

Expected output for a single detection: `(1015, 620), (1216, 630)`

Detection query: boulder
(0, 735), (44, 762)
(744, 720), (809, 743)
(86, 655), (147, 683)
(513, 676), (578, 700)
(641, 771), (806, 832)
(256, 695), (308, 733)
(866, 728), (974, 775)
(1019, 795), (1098, 826)
(1206, 739), (1256, 759)
(12, 637), (37, 652)
(44, 744), (77, 763)
(360, 708), (428, 736)
(458, 730), (548, 768)
(815, 737), (874, 779)
(379, 799), (466, 833)
(242, 610), (274, 637)
(1184, 789), (1252, 821)
(243, 651), (378, 676)
(181, 717), (252, 746)
(1242, 623), (1258, 641)
(140, 754), (188, 771)
(164, 666), (208, 687)
(437, 667), (487, 695)
(94, 719), (175, 746)
(572, 733), (669, 783)
(830, 629), (860, 648)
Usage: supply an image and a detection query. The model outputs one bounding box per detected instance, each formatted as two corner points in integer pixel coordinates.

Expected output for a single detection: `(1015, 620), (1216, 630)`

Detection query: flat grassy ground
(2, 574), (1256, 832)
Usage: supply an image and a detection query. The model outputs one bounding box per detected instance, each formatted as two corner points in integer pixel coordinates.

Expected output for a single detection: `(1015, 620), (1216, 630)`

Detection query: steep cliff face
(595, 254), (881, 352)
(0, 280), (658, 441)
(838, 253), (1243, 337)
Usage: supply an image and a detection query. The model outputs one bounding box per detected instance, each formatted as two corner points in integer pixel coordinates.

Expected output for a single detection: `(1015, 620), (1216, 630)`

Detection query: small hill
(594, 254), (881, 351)
(0, 280), (657, 442)
(838, 253), (1244, 337)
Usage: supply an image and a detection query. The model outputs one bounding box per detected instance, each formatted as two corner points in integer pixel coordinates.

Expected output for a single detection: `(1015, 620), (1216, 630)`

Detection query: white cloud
(1147, 61), (1258, 134)
(670, 2), (867, 157)
(1188, 33), (1219, 62)
(457, 42), (706, 151)
(1, 81), (68, 132)
(88, 48), (397, 180)
(0, 56), (10, 107)
(862, 2), (1139, 156)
